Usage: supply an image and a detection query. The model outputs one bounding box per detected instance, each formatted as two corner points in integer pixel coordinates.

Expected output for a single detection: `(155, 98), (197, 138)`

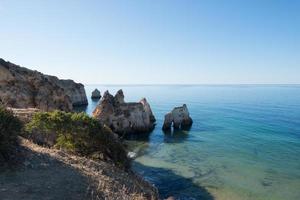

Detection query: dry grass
(4, 137), (160, 200)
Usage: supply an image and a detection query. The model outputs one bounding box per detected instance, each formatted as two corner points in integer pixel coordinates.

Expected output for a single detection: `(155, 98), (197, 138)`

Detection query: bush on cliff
(0, 106), (22, 161)
(25, 111), (130, 169)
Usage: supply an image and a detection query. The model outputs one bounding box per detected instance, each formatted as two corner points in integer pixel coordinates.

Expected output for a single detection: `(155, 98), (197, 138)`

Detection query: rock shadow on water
(73, 98), (100, 114)
(133, 162), (214, 200)
(124, 131), (153, 142)
(163, 129), (191, 143)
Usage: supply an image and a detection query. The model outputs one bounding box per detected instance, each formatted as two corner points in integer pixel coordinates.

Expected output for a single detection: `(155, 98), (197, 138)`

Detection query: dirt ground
(0, 138), (159, 200)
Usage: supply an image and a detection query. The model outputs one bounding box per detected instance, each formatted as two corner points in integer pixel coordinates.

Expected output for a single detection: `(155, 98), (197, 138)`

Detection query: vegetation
(0, 106), (22, 161)
(25, 111), (130, 169)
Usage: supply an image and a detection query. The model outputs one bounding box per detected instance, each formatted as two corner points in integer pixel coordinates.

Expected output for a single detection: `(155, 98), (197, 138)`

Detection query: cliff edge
(0, 58), (87, 111)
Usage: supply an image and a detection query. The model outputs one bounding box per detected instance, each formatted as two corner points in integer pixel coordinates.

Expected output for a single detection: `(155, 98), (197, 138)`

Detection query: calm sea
(82, 85), (300, 200)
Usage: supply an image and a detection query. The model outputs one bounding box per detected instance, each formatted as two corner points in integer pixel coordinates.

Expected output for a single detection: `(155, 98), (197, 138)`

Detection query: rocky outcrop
(162, 104), (193, 131)
(91, 89), (101, 99)
(0, 58), (88, 111)
(93, 90), (156, 135)
(56, 79), (88, 106)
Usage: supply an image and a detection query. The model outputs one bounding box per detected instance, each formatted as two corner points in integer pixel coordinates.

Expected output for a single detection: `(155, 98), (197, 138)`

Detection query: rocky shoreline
(1, 58), (194, 200)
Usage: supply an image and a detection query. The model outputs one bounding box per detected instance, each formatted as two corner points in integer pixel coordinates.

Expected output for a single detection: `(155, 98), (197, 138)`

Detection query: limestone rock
(0, 58), (88, 111)
(162, 104), (193, 131)
(140, 98), (156, 123)
(93, 89), (156, 135)
(114, 89), (125, 104)
(56, 79), (88, 106)
(91, 89), (101, 99)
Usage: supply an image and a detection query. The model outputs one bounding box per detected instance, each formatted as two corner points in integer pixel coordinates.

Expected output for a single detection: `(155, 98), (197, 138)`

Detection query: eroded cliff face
(93, 90), (156, 135)
(0, 58), (87, 111)
(56, 79), (88, 106)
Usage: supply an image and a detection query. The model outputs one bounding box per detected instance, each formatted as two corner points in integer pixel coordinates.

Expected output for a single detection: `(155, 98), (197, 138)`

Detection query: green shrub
(26, 111), (130, 169)
(0, 106), (22, 161)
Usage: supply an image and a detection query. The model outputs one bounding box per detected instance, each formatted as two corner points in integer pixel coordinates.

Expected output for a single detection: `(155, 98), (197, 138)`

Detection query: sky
(0, 0), (299, 84)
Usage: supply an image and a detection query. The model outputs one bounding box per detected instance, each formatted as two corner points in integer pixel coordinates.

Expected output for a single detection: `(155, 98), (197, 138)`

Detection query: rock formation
(91, 89), (101, 99)
(93, 89), (156, 135)
(56, 79), (88, 106)
(0, 58), (88, 111)
(162, 104), (193, 131)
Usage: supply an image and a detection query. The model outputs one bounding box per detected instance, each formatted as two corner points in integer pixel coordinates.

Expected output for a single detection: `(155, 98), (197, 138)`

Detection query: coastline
(2, 59), (300, 200)
(0, 59), (160, 200)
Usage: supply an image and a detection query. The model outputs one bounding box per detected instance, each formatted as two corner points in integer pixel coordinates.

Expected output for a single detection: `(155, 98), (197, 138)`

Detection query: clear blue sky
(0, 0), (299, 84)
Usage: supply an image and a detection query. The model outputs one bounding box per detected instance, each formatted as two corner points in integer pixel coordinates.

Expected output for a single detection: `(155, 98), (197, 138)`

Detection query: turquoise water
(83, 85), (300, 200)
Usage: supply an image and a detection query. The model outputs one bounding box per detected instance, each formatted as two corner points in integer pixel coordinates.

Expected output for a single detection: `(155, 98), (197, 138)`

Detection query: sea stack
(93, 89), (156, 135)
(91, 89), (101, 99)
(162, 104), (193, 131)
(0, 58), (88, 111)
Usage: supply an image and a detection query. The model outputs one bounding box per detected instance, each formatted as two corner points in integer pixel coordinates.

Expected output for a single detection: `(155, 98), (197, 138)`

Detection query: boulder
(91, 89), (101, 99)
(162, 104), (193, 131)
(0, 58), (88, 111)
(93, 89), (156, 135)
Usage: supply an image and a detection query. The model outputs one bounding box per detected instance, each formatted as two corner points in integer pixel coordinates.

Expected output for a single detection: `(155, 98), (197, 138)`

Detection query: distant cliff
(0, 58), (87, 111)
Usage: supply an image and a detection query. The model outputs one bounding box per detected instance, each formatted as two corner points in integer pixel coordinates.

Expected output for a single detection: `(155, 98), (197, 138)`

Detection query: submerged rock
(93, 89), (156, 135)
(91, 89), (101, 99)
(162, 104), (193, 131)
(0, 58), (88, 111)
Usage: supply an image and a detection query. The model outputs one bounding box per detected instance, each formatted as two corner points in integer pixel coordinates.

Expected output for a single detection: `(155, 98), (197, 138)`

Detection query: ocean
(81, 85), (300, 200)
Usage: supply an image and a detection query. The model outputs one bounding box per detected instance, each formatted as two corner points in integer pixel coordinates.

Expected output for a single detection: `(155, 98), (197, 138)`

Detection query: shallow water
(83, 85), (300, 200)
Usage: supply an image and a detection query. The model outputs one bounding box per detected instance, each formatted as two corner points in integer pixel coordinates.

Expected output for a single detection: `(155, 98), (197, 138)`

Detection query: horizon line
(84, 83), (300, 86)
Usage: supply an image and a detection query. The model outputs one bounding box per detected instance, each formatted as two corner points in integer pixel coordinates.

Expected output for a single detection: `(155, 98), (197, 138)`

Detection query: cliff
(93, 90), (156, 135)
(0, 58), (87, 111)
(56, 79), (88, 106)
